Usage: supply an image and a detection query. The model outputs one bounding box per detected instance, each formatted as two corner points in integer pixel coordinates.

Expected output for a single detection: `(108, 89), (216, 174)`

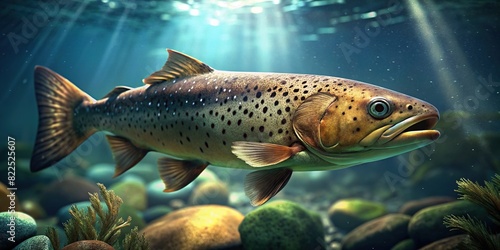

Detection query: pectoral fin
(106, 135), (149, 177)
(157, 157), (207, 192)
(232, 141), (304, 168)
(244, 168), (293, 206)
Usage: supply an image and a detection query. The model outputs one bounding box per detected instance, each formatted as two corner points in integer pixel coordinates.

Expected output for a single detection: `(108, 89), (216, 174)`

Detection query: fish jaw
(360, 113), (440, 148)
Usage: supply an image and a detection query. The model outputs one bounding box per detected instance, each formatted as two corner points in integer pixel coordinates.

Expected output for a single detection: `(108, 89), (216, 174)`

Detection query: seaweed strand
(45, 182), (149, 249)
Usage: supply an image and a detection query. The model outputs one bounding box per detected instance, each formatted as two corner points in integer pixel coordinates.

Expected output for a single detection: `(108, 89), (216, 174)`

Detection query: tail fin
(31, 66), (95, 172)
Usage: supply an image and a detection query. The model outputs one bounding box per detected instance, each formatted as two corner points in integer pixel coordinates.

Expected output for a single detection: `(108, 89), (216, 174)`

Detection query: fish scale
(31, 49), (440, 206)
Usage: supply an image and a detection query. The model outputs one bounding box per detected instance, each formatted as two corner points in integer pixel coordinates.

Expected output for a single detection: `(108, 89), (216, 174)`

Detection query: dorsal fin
(143, 49), (214, 85)
(103, 86), (133, 99)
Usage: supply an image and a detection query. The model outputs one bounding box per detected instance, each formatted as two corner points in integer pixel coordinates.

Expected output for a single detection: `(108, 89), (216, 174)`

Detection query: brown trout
(31, 49), (440, 205)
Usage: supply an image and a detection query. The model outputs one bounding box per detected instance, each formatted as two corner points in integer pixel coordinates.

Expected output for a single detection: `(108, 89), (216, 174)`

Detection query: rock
(85, 164), (117, 187)
(37, 220), (67, 250)
(189, 181), (229, 205)
(147, 180), (194, 207)
(408, 200), (491, 247)
(110, 180), (147, 210)
(391, 239), (416, 250)
(143, 206), (172, 224)
(419, 234), (468, 250)
(328, 198), (387, 232)
(13, 235), (51, 250)
(62, 240), (114, 250)
(239, 200), (324, 250)
(141, 205), (244, 250)
(123, 162), (158, 183)
(20, 200), (46, 219)
(118, 205), (146, 233)
(39, 177), (99, 215)
(1, 182), (18, 212)
(193, 169), (220, 185)
(341, 214), (411, 250)
(0, 212), (37, 249)
(399, 196), (455, 216)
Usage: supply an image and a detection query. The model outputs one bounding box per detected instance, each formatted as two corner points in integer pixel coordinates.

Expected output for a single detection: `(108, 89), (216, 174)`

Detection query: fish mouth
(377, 113), (440, 147)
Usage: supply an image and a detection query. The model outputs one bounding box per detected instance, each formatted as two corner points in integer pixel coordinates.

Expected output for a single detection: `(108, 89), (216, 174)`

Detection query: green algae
(443, 174), (500, 250)
(46, 183), (149, 250)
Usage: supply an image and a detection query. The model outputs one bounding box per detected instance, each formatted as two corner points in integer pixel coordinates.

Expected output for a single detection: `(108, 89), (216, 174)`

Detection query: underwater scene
(1, 0), (499, 249)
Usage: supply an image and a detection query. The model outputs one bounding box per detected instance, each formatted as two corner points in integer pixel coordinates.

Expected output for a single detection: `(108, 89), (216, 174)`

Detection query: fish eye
(367, 97), (392, 119)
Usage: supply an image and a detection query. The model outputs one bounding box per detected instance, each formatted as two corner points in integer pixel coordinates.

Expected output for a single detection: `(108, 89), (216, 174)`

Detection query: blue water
(1, 1), (499, 202)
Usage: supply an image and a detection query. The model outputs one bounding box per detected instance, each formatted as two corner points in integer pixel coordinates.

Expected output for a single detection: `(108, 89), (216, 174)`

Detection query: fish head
(293, 79), (440, 166)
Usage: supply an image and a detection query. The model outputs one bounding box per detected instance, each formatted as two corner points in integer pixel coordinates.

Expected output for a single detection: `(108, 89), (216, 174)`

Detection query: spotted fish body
(31, 49), (440, 205)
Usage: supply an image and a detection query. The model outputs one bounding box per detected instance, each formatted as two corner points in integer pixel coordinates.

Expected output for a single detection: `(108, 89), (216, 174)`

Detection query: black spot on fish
(281, 119), (286, 125)
(259, 126), (265, 132)
(263, 107), (268, 113)
(270, 92), (276, 98)
(256, 92), (262, 98)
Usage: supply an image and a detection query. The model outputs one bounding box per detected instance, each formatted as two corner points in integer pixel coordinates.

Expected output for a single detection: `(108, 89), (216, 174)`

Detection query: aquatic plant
(46, 183), (149, 250)
(443, 174), (500, 250)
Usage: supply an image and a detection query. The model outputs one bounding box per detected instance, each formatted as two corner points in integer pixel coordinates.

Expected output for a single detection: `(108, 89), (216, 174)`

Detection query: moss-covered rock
(141, 205), (243, 250)
(110, 180), (147, 211)
(189, 181), (229, 206)
(239, 200), (324, 250)
(419, 234), (468, 250)
(13, 235), (51, 250)
(399, 196), (455, 216)
(0, 212), (37, 249)
(408, 200), (492, 247)
(391, 238), (416, 250)
(328, 198), (387, 231)
(341, 214), (411, 250)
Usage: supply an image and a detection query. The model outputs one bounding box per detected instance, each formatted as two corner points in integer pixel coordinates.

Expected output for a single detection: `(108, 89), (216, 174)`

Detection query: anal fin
(106, 135), (149, 177)
(158, 157), (207, 192)
(245, 168), (293, 206)
(232, 141), (304, 168)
